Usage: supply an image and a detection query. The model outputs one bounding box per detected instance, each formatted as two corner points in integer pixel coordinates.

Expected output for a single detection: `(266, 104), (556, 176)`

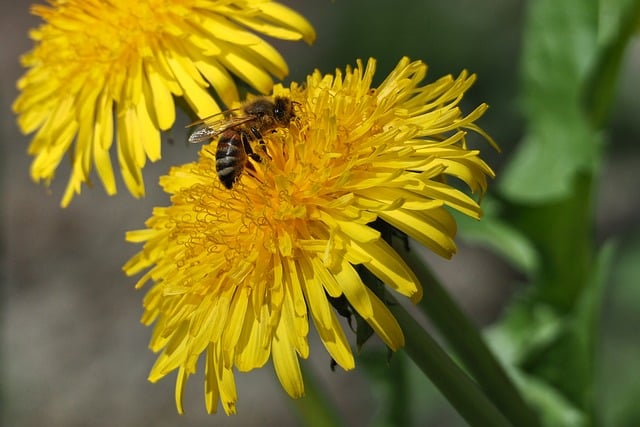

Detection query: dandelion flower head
(124, 57), (496, 414)
(13, 0), (315, 206)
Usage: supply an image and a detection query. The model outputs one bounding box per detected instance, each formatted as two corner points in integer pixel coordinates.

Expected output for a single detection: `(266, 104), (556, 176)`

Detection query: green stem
(387, 292), (512, 427)
(398, 244), (540, 427)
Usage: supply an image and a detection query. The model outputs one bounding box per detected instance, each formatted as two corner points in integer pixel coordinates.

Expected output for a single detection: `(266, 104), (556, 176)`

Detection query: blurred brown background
(2, 1), (639, 426)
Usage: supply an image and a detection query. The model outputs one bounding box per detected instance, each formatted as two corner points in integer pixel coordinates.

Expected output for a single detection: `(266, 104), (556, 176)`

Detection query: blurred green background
(2, 0), (639, 426)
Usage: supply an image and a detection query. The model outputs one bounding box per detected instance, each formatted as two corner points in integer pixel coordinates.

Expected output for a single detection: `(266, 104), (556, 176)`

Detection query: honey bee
(187, 96), (296, 189)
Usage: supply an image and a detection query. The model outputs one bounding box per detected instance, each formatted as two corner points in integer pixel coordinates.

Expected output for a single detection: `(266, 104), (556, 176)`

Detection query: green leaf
(486, 301), (566, 367)
(499, 0), (600, 203)
(455, 200), (540, 275)
(488, 242), (615, 420)
(512, 372), (587, 427)
(501, 173), (595, 309)
(584, 0), (640, 127)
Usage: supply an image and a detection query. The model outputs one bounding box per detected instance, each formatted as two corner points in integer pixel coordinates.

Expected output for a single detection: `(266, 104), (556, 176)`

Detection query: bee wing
(186, 109), (253, 144)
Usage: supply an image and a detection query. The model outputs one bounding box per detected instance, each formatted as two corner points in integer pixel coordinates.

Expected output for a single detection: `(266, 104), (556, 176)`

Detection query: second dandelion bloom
(13, 0), (315, 206)
(124, 57), (496, 414)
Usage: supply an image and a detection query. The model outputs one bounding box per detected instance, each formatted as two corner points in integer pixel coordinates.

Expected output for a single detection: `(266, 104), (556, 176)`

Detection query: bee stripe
(216, 157), (239, 167)
(218, 166), (237, 177)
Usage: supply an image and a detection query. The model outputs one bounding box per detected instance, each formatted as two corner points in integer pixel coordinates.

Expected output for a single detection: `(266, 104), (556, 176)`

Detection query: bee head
(273, 96), (296, 125)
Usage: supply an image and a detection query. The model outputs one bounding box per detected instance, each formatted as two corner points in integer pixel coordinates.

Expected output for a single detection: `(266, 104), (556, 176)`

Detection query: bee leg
(249, 127), (273, 159)
(241, 134), (259, 176)
(245, 161), (256, 172)
(242, 134), (262, 163)
(250, 127), (265, 146)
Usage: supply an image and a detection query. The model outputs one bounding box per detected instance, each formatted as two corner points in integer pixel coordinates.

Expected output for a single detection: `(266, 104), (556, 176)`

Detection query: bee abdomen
(216, 131), (247, 189)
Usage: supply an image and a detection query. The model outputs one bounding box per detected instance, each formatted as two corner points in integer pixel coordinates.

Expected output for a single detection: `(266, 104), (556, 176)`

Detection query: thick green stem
(398, 244), (540, 427)
(387, 292), (512, 427)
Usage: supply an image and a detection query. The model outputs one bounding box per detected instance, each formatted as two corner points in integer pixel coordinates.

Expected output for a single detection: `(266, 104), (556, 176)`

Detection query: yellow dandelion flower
(13, 0), (315, 207)
(124, 57), (496, 414)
